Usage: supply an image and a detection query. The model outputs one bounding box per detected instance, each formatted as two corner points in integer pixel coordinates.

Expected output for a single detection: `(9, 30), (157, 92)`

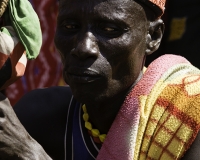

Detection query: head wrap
(139, 0), (166, 17)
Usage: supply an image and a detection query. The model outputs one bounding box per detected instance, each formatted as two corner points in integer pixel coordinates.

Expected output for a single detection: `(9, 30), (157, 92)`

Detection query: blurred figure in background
(5, 0), (65, 106)
(146, 0), (200, 68)
(0, 0), (42, 100)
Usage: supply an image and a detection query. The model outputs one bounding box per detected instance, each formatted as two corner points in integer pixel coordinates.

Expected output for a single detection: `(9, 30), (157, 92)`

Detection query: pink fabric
(97, 54), (190, 160)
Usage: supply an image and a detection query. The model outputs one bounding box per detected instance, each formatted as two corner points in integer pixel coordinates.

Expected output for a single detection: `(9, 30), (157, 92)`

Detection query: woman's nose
(71, 32), (99, 60)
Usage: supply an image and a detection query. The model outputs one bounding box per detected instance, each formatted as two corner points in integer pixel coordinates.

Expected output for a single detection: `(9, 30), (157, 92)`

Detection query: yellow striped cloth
(97, 54), (200, 160)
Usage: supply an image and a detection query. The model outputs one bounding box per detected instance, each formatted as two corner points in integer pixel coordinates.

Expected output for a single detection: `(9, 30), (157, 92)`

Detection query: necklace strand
(82, 104), (106, 143)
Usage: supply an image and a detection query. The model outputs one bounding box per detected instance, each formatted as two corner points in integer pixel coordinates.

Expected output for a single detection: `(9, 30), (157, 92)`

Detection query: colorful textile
(5, 0), (63, 106)
(4, 0), (42, 59)
(13, 54), (200, 159)
(0, 0), (42, 90)
(141, 0), (166, 17)
(97, 54), (200, 160)
(0, 26), (27, 90)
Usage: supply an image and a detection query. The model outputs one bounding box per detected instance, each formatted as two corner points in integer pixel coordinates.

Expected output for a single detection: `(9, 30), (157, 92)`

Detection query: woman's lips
(66, 67), (101, 83)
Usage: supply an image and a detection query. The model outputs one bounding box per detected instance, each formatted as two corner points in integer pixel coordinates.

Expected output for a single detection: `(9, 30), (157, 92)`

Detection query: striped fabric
(0, 0), (42, 92)
(135, 55), (200, 160)
(97, 54), (200, 160)
(0, 26), (27, 90)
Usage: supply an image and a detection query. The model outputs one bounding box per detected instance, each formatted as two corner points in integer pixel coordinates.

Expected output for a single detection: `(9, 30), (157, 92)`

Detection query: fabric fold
(5, 0), (42, 59)
(97, 54), (200, 160)
(0, 0), (42, 89)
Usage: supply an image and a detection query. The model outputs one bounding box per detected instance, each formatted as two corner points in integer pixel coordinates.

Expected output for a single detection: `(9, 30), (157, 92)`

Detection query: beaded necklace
(82, 104), (106, 144)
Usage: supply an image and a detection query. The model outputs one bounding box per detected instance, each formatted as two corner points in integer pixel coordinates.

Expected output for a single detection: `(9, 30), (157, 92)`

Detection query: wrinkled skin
(0, 93), (52, 160)
(54, 0), (163, 133)
(0, 0), (199, 159)
(55, 0), (147, 105)
(54, 1), (200, 159)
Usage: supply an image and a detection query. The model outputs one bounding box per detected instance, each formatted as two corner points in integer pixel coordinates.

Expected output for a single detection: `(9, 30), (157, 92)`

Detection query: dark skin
(54, 0), (160, 134)
(0, 0), (200, 159)
(0, 93), (52, 160)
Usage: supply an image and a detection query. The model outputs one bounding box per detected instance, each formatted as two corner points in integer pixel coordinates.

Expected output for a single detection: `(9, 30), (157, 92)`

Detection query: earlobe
(145, 19), (165, 55)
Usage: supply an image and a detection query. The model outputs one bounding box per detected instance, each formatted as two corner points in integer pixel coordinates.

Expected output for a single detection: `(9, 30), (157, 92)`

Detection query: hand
(0, 93), (52, 160)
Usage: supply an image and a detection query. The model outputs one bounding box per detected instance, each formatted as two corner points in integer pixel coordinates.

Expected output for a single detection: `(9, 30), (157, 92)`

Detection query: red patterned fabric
(149, 0), (166, 14)
(6, 0), (65, 106)
(0, 27), (27, 91)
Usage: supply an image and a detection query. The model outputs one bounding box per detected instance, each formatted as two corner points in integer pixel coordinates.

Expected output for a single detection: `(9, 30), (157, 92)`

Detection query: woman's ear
(145, 19), (165, 55)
